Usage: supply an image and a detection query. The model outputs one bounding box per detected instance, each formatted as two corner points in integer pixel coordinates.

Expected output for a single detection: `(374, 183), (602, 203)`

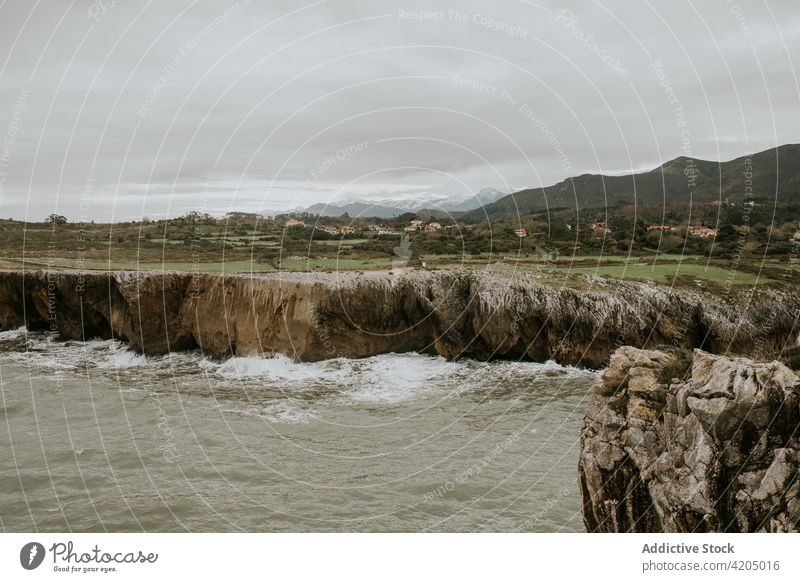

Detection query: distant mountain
(461, 144), (800, 222)
(297, 188), (507, 219)
(302, 201), (406, 219)
(441, 188), (507, 212)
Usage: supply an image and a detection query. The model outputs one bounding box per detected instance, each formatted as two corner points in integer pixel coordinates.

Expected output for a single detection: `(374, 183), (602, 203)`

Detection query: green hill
(462, 144), (800, 222)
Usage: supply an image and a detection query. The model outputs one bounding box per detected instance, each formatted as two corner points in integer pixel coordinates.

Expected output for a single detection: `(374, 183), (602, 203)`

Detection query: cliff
(579, 347), (800, 532)
(0, 269), (797, 367)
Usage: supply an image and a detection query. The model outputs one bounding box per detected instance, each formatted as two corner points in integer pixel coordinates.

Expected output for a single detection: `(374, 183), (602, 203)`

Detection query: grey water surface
(0, 328), (596, 532)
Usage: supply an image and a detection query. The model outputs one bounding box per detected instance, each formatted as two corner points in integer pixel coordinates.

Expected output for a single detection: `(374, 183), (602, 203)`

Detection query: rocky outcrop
(0, 269), (798, 367)
(579, 346), (800, 532)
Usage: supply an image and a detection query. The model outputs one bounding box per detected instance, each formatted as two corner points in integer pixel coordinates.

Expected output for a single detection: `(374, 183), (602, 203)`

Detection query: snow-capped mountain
(294, 188), (506, 218)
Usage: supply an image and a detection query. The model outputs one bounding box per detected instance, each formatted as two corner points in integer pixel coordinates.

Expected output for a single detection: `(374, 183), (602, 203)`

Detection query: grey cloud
(0, 0), (797, 220)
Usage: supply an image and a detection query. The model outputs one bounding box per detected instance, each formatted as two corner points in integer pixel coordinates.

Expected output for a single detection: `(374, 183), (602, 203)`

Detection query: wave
(96, 348), (147, 369)
(198, 352), (595, 405)
(337, 353), (462, 404)
(0, 331), (597, 413)
(207, 354), (328, 382)
(211, 400), (317, 424)
(198, 352), (464, 404)
(0, 326), (28, 341)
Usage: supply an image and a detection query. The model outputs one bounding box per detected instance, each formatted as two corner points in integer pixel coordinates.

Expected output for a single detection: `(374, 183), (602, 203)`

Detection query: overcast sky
(0, 0), (798, 221)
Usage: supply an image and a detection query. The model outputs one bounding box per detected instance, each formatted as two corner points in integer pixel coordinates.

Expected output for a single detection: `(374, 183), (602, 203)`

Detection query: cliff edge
(579, 347), (800, 532)
(0, 269), (797, 367)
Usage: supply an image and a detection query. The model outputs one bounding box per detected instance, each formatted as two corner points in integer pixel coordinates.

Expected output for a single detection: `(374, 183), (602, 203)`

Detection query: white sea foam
(198, 352), (466, 403)
(212, 400), (316, 424)
(97, 348), (146, 369)
(1, 335), (147, 371)
(509, 359), (596, 379)
(259, 401), (317, 423)
(0, 331), (596, 404)
(210, 354), (327, 382)
(0, 326), (28, 341)
(7, 352), (77, 370)
(339, 353), (461, 404)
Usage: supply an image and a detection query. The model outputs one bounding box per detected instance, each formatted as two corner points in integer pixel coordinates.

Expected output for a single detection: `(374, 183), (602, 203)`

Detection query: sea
(0, 327), (597, 532)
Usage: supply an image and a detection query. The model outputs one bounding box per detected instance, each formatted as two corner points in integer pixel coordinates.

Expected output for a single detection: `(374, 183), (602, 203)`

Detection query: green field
(15, 251), (782, 285)
(147, 239), (184, 245)
(316, 239), (369, 246)
(20, 258), (277, 273)
(415, 253), (780, 286)
(277, 257), (391, 271)
(556, 253), (702, 264)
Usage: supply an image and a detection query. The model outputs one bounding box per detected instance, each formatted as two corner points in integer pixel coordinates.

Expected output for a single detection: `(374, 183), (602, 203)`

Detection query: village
(284, 217), (452, 237)
(284, 216), (722, 239)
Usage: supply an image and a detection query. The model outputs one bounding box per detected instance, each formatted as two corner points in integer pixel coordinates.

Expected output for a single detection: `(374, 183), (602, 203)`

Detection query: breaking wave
(0, 330), (596, 415)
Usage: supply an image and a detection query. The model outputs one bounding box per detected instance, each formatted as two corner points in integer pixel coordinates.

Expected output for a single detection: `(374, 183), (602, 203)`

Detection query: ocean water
(0, 328), (597, 532)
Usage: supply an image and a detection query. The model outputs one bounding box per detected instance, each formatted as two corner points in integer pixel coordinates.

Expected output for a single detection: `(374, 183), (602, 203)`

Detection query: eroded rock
(1, 270), (797, 366)
(579, 347), (800, 532)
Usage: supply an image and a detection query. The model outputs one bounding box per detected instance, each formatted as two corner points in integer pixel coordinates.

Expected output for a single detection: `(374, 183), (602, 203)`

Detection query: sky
(0, 0), (798, 221)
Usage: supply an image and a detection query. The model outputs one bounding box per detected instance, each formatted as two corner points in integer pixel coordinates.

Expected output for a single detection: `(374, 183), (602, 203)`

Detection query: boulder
(579, 347), (800, 532)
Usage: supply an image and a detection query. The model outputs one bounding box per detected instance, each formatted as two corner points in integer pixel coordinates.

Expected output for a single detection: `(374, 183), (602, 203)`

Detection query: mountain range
(290, 145), (800, 222)
(295, 188), (506, 219)
(461, 144), (800, 222)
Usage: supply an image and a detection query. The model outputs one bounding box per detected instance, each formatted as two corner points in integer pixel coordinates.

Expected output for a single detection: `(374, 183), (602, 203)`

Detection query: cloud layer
(0, 0), (798, 220)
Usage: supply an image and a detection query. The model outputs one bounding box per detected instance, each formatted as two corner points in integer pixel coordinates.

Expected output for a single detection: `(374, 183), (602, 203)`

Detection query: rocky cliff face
(579, 347), (800, 532)
(0, 269), (797, 367)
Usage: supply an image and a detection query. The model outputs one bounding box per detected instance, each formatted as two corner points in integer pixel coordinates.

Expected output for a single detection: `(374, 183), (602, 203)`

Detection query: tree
(185, 210), (216, 224)
(395, 212), (418, 224)
(46, 214), (67, 225)
(716, 223), (738, 244)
